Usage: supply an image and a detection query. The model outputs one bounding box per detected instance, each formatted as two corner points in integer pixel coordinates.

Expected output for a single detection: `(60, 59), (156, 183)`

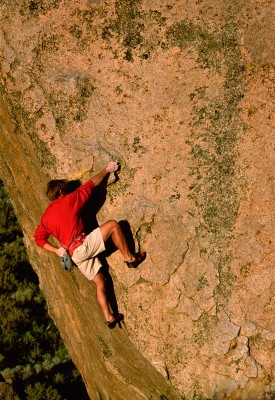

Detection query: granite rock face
(0, 0), (274, 399)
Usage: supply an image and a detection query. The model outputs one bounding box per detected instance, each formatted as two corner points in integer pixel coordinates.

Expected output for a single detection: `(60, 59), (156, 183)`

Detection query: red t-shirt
(34, 180), (95, 249)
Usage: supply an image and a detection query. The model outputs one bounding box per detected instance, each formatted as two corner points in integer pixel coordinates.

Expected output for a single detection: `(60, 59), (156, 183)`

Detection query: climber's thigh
(99, 220), (118, 242)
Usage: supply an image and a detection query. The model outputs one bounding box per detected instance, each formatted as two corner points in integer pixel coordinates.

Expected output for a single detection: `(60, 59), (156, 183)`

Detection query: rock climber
(34, 161), (146, 328)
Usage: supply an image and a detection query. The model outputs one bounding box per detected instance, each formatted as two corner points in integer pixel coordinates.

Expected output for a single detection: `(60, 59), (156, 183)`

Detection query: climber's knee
(99, 220), (119, 241)
(93, 271), (106, 288)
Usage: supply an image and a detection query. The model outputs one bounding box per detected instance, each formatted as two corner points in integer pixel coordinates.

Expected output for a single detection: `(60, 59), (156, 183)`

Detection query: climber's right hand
(56, 247), (67, 257)
(106, 161), (119, 173)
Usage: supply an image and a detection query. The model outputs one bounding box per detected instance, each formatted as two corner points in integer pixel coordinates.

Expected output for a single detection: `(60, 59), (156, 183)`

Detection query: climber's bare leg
(93, 272), (115, 323)
(99, 220), (135, 262)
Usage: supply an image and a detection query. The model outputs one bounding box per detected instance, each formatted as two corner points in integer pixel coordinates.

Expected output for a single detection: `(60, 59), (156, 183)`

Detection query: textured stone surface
(0, 0), (274, 399)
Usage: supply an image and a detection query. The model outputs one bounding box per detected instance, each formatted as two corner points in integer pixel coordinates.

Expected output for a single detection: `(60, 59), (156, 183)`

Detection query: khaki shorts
(72, 227), (105, 281)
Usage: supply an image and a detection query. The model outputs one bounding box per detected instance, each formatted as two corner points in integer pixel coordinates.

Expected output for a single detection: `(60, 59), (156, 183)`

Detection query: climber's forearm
(44, 242), (67, 257)
(44, 242), (58, 253)
(91, 162), (119, 187)
(91, 167), (109, 187)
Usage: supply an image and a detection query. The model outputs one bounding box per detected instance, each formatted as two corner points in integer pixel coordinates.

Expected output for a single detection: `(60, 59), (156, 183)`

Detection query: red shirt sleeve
(68, 179), (95, 212)
(34, 221), (50, 248)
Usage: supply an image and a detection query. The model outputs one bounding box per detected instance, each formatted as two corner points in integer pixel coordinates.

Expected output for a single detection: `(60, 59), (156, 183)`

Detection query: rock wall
(0, 0), (274, 399)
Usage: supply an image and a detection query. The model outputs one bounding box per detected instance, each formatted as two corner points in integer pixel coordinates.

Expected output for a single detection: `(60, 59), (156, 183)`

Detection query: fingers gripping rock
(106, 161), (119, 173)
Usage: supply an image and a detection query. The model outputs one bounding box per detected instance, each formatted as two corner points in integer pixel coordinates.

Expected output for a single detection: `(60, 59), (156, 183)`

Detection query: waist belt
(67, 233), (86, 257)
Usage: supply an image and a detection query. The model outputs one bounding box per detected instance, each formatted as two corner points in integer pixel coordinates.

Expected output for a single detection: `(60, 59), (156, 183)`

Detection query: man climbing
(34, 162), (146, 328)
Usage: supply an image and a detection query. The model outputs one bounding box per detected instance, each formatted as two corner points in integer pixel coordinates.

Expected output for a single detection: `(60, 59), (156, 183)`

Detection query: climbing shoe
(105, 313), (124, 329)
(125, 252), (146, 269)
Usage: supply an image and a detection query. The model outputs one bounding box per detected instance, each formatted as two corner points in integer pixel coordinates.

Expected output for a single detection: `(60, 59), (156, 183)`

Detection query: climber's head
(46, 179), (68, 201)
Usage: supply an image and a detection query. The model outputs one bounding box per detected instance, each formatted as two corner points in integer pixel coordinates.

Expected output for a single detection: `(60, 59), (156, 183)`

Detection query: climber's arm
(91, 162), (119, 187)
(44, 242), (67, 257)
(34, 222), (66, 257)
